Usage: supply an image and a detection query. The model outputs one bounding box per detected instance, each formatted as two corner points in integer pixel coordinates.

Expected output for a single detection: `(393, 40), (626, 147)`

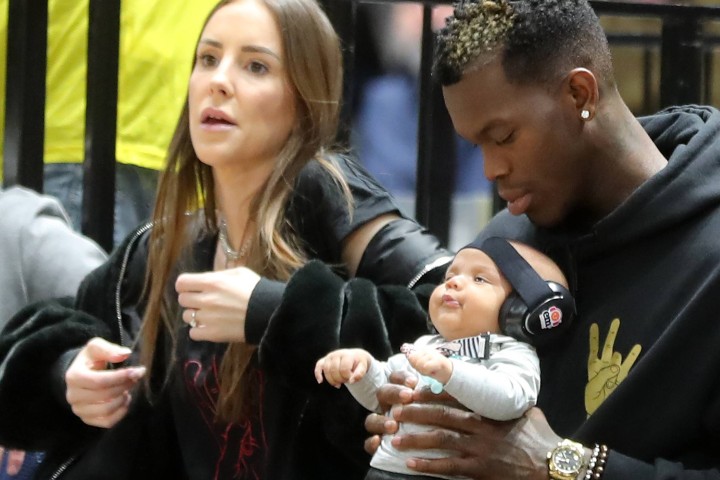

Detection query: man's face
(443, 59), (587, 227)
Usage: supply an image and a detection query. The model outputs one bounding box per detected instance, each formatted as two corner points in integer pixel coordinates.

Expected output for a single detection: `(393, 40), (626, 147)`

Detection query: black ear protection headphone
(464, 237), (576, 348)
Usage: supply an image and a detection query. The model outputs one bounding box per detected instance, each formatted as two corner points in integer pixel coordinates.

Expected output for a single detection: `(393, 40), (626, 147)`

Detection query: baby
(315, 237), (573, 479)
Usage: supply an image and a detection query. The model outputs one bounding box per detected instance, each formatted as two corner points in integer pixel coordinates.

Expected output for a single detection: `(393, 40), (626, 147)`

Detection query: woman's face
(188, 0), (297, 172)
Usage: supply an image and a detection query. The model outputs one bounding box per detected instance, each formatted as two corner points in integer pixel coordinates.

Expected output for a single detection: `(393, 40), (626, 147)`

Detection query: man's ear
(566, 68), (599, 120)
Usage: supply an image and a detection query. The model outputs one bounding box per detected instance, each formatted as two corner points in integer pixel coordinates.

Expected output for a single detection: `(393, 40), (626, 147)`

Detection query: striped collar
(436, 333), (499, 360)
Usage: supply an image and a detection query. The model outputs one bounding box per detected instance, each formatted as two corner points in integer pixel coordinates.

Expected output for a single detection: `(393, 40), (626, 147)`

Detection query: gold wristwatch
(547, 439), (586, 480)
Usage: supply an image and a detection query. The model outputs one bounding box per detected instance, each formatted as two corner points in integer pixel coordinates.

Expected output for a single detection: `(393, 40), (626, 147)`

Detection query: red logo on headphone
(539, 306), (563, 330)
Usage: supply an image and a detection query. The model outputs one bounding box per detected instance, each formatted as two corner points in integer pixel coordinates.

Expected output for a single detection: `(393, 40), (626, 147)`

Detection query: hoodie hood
(548, 105), (720, 258)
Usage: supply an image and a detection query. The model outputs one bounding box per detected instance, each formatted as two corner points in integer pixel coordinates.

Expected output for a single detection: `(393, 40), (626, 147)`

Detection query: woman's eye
(198, 54), (218, 68)
(248, 61), (268, 74)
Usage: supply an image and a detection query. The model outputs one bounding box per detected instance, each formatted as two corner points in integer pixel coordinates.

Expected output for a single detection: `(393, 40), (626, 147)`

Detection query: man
(364, 0), (720, 478)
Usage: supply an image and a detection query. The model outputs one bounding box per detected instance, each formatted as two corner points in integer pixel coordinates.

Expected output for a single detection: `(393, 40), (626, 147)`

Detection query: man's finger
(393, 403), (481, 433)
(363, 434), (381, 456)
(364, 412), (397, 436)
(376, 383), (414, 412)
(388, 370), (418, 388)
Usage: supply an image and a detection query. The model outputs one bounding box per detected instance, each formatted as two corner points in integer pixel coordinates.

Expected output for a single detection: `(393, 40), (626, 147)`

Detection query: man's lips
(499, 190), (532, 216)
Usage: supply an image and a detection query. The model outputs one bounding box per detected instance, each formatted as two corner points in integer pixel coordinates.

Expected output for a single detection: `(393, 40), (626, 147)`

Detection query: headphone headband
(474, 237), (551, 310)
(460, 236), (575, 346)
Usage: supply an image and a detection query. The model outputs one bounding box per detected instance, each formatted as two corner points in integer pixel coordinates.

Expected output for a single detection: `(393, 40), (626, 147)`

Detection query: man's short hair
(433, 0), (615, 88)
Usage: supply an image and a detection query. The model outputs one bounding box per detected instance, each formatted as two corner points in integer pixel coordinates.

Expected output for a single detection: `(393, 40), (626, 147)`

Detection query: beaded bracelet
(584, 444), (608, 480)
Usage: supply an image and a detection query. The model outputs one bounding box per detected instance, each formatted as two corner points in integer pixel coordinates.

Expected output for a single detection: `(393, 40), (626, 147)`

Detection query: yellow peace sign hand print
(585, 318), (642, 416)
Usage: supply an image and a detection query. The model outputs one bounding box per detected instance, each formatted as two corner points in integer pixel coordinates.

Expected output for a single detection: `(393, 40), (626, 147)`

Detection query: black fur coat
(0, 237), (435, 479)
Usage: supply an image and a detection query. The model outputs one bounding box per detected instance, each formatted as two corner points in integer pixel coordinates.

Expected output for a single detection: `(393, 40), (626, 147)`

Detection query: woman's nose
(209, 63), (232, 97)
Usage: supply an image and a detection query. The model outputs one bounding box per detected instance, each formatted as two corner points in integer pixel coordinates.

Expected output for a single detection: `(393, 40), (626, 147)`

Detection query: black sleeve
(0, 299), (112, 451)
(0, 225), (151, 451)
(245, 155), (450, 345)
(245, 278), (285, 345)
(287, 154), (405, 263)
(243, 218), (451, 346)
(603, 451), (720, 480)
(356, 217), (453, 287)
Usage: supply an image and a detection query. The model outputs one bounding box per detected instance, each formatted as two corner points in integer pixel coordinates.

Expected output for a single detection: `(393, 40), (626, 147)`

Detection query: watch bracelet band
(583, 444), (608, 480)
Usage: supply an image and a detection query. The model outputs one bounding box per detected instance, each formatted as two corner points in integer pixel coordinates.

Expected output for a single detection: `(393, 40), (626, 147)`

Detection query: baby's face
(429, 248), (512, 341)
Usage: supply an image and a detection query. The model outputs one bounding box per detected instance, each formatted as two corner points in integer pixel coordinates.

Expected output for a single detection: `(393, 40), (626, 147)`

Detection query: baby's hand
(406, 348), (453, 385)
(314, 348), (373, 388)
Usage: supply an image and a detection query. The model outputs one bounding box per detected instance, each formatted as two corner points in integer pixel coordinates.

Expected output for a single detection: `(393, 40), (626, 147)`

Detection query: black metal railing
(3, 0), (720, 251)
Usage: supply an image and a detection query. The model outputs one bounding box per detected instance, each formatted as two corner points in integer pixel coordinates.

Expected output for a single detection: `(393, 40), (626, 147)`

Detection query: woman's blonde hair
(139, 0), (347, 421)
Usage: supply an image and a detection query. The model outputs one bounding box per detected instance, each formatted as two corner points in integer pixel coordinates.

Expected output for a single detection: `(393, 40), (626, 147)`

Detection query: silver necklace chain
(218, 218), (250, 262)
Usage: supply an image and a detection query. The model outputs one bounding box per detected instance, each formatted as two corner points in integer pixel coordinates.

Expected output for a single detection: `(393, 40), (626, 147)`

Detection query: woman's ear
(567, 68), (599, 121)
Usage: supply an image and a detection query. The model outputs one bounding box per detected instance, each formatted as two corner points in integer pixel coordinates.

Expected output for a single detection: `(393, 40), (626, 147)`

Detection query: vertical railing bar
(642, 47), (653, 114)
(82, 0), (121, 252)
(2, 0), (47, 191)
(704, 48), (713, 105)
(660, 16), (703, 108)
(416, 5), (454, 245)
(320, 0), (358, 146)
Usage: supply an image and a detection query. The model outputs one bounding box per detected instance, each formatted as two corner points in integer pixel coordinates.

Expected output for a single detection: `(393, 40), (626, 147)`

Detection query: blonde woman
(0, 1), (451, 478)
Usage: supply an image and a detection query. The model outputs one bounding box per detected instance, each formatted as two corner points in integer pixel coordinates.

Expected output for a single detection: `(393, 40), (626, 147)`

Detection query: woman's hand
(176, 266), (261, 343)
(65, 337), (146, 428)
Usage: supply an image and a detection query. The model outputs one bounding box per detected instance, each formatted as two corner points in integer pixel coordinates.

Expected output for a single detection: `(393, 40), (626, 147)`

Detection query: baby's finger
(314, 358), (327, 384)
(349, 360), (368, 384)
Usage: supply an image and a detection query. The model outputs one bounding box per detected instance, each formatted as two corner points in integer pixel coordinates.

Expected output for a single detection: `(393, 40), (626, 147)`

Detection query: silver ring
(189, 309), (198, 328)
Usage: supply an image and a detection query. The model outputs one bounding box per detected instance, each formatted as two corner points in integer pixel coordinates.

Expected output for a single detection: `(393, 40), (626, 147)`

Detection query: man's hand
(364, 371), (562, 479)
(364, 370), (419, 454)
(65, 337), (146, 428)
(390, 406), (559, 480)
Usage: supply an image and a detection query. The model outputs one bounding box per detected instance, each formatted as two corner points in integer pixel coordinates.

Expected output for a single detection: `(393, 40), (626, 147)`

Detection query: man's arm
(365, 377), (720, 480)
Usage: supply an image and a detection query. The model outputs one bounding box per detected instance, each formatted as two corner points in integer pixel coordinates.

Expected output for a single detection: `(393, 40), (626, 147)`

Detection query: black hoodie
(479, 105), (720, 479)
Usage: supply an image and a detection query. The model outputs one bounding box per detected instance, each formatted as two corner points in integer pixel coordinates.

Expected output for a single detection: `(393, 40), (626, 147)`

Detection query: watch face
(553, 449), (582, 473)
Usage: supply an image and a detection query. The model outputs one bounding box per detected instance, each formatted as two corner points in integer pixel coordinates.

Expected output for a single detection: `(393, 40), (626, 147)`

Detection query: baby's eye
(474, 275), (488, 283)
